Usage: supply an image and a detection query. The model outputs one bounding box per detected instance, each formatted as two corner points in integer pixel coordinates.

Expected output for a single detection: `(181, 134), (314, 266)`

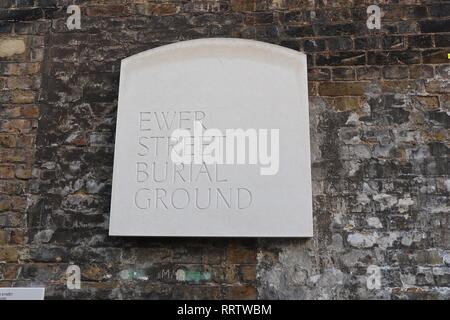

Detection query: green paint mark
(186, 271), (211, 282)
(120, 269), (148, 280)
(177, 270), (211, 283)
(130, 270), (146, 279)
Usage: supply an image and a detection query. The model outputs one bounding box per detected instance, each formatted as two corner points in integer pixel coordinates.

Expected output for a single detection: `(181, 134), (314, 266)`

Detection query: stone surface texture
(0, 0), (449, 299)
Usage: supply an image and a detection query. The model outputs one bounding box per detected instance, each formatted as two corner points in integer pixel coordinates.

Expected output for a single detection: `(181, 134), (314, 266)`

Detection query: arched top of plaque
(121, 38), (307, 74)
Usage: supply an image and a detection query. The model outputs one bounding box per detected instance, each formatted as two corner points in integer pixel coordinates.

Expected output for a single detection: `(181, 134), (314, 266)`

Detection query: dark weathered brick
(326, 37), (353, 51)
(86, 5), (131, 17)
(435, 34), (450, 47)
(436, 65), (450, 78)
(35, 0), (57, 7)
(0, 21), (12, 32)
(332, 67), (355, 80)
(0, 8), (43, 21)
(319, 81), (369, 96)
(383, 65), (409, 79)
(404, 5), (428, 19)
(367, 51), (421, 65)
(314, 8), (352, 23)
(356, 66), (382, 80)
(397, 20), (419, 34)
(0, 0), (13, 9)
(408, 35), (433, 48)
(303, 38), (326, 52)
(383, 36), (406, 50)
(308, 68), (331, 81)
(316, 52), (366, 66)
(423, 49), (450, 64)
(15, 0), (34, 7)
(284, 25), (314, 37)
(283, 11), (306, 24)
(410, 65), (434, 79)
(420, 19), (450, 33)
(429, 4), (450, 18)
(354, 37), (380, 50)
(315, 22), (361, 36)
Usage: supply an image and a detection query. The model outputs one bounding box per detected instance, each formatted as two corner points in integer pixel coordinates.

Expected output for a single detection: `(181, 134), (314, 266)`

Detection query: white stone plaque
(0, 288), (45, 300)
(109, 38), (313, 237)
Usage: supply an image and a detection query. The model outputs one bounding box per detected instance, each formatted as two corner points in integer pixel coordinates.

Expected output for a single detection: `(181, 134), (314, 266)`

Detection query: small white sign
(0, 288), (45, 300)
(110, 38), (313, 237)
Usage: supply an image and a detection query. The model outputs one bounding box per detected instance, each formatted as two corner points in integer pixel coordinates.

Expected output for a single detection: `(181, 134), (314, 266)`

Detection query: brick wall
(0, 0), (449, 299)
